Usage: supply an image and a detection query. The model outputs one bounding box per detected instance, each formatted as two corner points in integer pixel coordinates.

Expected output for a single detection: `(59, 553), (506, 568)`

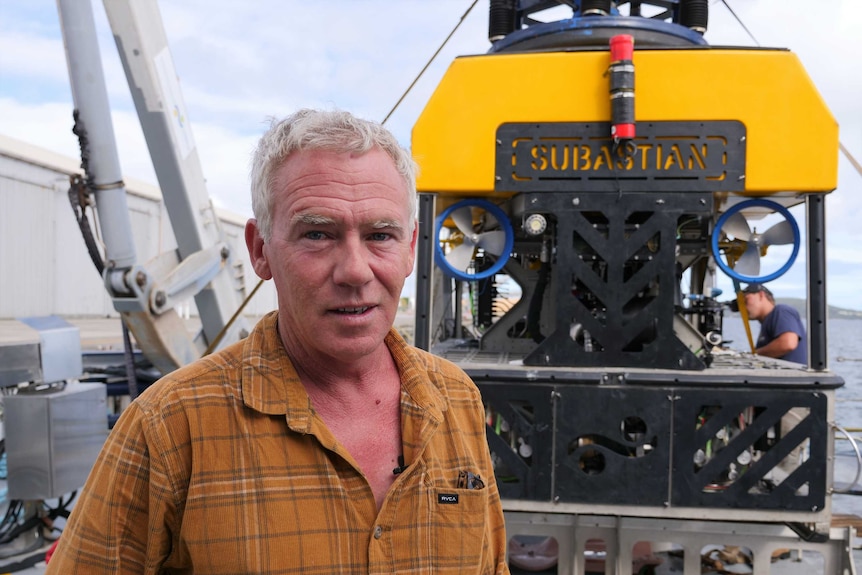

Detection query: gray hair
(250, 109), (418, 241)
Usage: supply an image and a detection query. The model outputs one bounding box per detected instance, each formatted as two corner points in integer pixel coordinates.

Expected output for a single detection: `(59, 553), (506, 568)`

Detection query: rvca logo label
(438, 493), (459, 504)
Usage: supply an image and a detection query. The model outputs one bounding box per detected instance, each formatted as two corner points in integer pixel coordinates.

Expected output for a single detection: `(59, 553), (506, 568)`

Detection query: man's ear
(245, 218), (272, 280)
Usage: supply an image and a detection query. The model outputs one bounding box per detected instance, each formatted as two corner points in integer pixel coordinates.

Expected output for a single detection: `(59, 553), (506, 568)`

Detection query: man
(742, 283), (807, 365)
(46, 109), (509, 574)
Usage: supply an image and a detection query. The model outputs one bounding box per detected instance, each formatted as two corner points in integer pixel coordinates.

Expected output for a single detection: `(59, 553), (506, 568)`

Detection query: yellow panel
(412, 48), (838, 196)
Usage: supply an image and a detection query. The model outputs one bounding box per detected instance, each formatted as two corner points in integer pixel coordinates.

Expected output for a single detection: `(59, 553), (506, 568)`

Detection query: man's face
(247, 148), (417, 364)
(743, 291), (770, 321)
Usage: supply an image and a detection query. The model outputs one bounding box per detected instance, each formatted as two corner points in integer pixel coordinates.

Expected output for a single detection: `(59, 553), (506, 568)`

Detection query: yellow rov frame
(413, 48), (838, 201)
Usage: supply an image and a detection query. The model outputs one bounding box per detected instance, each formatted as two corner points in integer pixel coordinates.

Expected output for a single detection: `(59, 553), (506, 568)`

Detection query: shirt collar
(240, 312), (446, 430)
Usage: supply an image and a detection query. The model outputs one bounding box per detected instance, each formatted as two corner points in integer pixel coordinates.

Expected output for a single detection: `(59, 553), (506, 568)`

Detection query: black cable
(785, 521), (829, 543)
(0, 500), (26, 543)
(527, 261), (549, 343)
(68, 174), (105, 276)
(0, 548), (46, 572)
(0, 514), (44, 545)
(45, 491), (77, 522)
(0, 492), (78, 553)
(720, 0), (760, 46)
(69, 109), (106, 276)
(0, 500), (22, 530)
(122, 320), (139, 400)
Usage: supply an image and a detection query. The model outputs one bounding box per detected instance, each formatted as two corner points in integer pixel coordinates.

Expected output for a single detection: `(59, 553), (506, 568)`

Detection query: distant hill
(777, 297), (862, 320)
(728, 297), (862, 320)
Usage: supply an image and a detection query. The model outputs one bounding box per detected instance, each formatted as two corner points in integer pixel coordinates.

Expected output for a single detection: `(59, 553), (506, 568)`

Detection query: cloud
(0, 30), (69, 89)
(0, 98), (83, 159)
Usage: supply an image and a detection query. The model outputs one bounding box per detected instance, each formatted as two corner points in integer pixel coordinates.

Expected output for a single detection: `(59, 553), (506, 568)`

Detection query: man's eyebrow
(292, 213), (335, 226)
(371, 219), (403, 231)
(291, 214), (403, 231)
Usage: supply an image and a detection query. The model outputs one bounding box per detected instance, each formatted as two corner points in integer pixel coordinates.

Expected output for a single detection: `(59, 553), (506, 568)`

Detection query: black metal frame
(478, 378), (831, 511)
(517, 190), (712, 369)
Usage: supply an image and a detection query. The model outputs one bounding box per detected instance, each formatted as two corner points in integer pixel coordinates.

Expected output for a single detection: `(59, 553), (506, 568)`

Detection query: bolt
(495, 176), (501, 181)
(699, 198), (707, 205)
(496, 139), (502, 145)
(740, 136), (746, 142)
(135, 271), (147, 287)
(617, 374), (624, 382)
(553, 496), (560, 503)
(154, 291), (166, 308)
(531, 198), (538, 204)
(656, 199), (665, 205)
(738, 175), (746, 181)
(221, 246), (230, 260)
(572, 198), (580, 206)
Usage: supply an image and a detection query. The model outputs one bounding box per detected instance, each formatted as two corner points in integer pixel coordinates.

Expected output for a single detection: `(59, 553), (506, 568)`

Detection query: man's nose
(332, 237), (374, 286)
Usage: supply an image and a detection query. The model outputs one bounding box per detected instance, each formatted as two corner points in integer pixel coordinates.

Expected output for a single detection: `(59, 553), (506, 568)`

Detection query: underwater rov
(411, 0), (849, 572)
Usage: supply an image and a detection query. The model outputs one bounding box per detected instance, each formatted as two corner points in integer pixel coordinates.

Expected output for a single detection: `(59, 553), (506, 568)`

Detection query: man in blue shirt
(742, 283), (807, 365)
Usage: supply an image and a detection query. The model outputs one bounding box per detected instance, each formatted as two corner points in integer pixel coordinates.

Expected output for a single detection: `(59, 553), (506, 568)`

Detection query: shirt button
(373, 526), (383, 539)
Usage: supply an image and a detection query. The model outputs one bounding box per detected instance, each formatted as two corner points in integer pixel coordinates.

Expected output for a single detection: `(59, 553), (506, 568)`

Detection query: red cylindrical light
(609, 34), (635, 140)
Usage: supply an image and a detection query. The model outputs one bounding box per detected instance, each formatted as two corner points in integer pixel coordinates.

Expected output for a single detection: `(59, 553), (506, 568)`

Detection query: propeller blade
(723, 211), (752, 241)
(446, 242), (476, 272)
(735, 243), (761, 276)
(476, 230), (508, 256)
(761, 220), (795, 246)
(450, 207), (476, 237)
(481, 210), (499, 230)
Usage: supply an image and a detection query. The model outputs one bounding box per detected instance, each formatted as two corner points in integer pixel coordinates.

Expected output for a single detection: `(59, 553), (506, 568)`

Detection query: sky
(1, 0), (860, 310)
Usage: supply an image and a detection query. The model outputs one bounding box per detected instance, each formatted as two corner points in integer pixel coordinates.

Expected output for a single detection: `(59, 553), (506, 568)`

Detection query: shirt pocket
(431, 487), (492, 573)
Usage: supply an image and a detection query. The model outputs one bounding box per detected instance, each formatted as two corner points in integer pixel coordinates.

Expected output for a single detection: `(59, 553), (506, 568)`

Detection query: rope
(381, 0), (480, 125)
(720, 0), (760, 46)
(203, 278), (265, 356)
(721, 0), (860, 177)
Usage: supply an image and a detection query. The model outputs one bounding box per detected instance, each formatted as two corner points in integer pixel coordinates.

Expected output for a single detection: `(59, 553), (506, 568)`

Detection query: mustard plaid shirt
(46, 311), (509, 574)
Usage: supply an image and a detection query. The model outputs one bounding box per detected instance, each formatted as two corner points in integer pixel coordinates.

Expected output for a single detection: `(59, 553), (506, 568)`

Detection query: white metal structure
(56, 0), (249, 373)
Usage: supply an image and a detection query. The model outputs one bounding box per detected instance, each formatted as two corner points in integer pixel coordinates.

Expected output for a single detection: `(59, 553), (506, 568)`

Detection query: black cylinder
(609, 65), (635, 91)
(679, 0), (709, 33)
(489, 0), (517, 42)
(581, 0), (612, 16)
(611, 93), (636, 125)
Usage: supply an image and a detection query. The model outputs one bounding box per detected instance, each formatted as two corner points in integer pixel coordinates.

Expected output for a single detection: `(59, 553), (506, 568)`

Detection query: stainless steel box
(4, 382), (108, 499)
(17, 316), (83, 384)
